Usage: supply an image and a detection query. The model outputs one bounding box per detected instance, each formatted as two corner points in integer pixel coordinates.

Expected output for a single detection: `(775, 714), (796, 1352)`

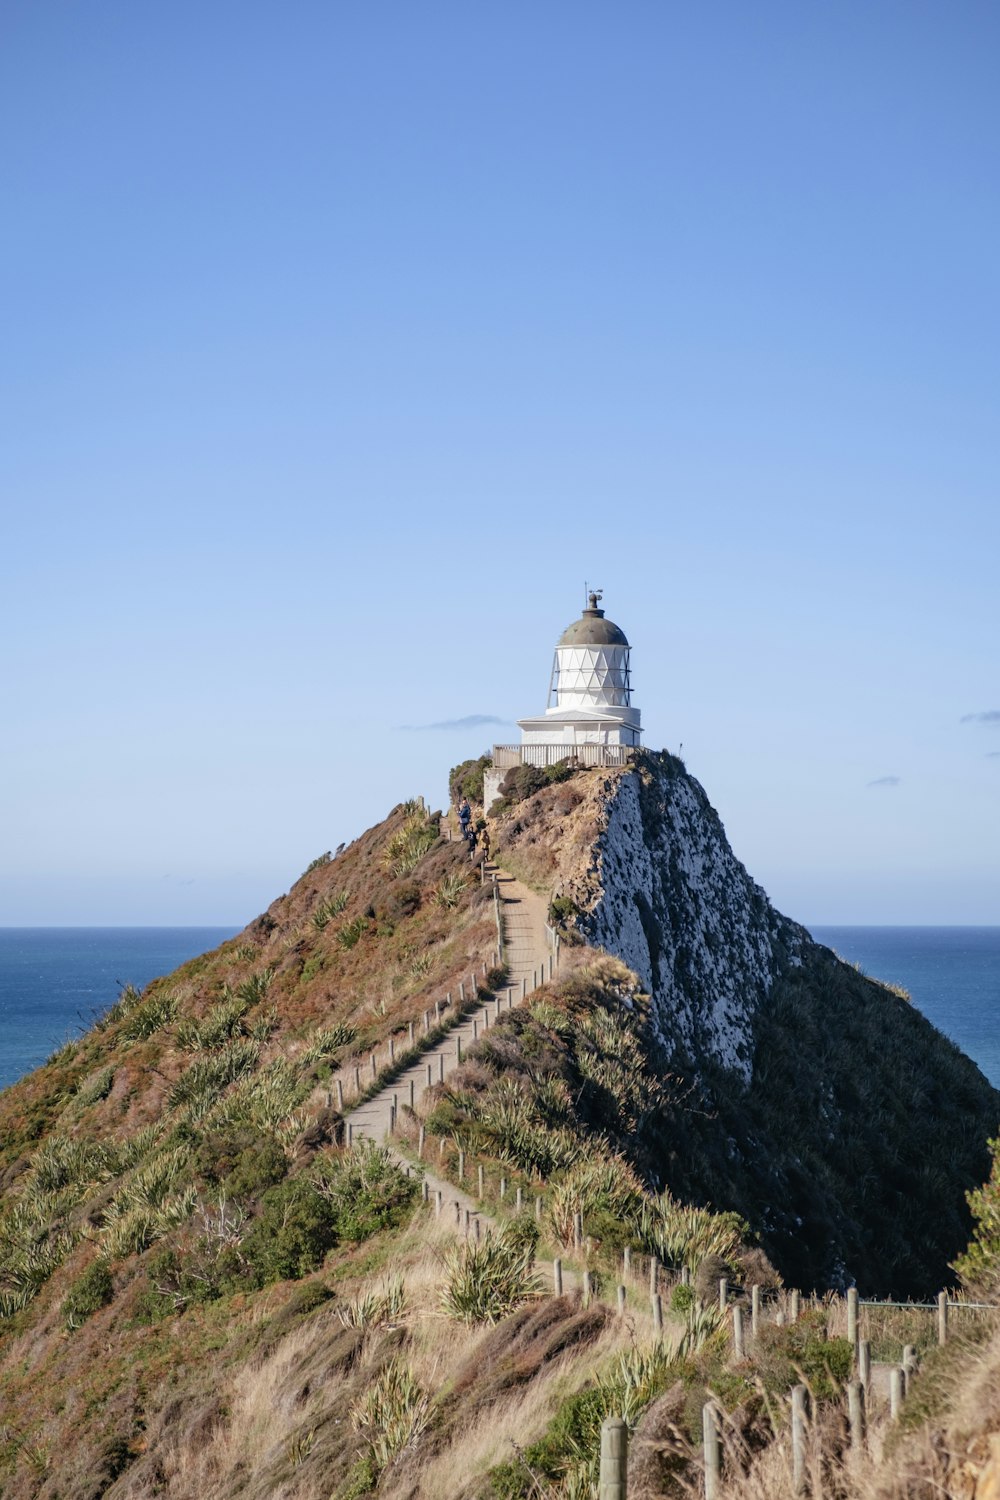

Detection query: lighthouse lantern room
(512, 591), (642, 758)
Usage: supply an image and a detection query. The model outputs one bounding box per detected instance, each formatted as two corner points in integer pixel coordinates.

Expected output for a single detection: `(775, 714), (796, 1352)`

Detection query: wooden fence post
(937, 1291), (948, 1346)
(574, 1212), (583, 1251)
(649, 1256), (659, 1297)
(623, 1246), (631, 1281)
(791, 1384), (807, 1494)
(703, 1403), (721, 1500)
(599, 1416), (628, 1500)
(583, 1270), (592, 1307)
(847, 1287), (858, 1352)
(457, 1150), (465, 1181)
(719, 1278), (728, 1313)
(847, 1380), (865, 1455)
(889, 1367), (903, 1419)
(858, 1339), (871, 1391)
(617, 1284), (627, 1315)
(553, 1258), (563, 1295)
(652, 1293), (663, 1335)
(335, 1079), (344, 1111)
(751, 1284), (761, 1340)
(789, 1288), (800, 1323)
(903, 1345), (918, 1395)
(478, 1164), (484, 1197)
(733, 1306), (745, 1361)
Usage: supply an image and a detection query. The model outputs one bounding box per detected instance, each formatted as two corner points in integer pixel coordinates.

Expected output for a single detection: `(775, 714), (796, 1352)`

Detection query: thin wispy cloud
(867, 776), (901, 788)
(960, 709), (1000, 724)
(987, 751), (1000, 759)
(397, 714), (513, 732)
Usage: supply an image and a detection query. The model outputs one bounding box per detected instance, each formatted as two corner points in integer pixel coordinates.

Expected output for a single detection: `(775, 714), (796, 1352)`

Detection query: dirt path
(344, 864), (552, 1158)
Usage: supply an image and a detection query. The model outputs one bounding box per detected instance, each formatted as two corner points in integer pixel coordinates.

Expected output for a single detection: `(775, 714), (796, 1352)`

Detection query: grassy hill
(2, 775), (999, 1499)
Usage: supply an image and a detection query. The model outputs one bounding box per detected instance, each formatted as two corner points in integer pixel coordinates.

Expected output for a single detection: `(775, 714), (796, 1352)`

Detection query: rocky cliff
(494, 750), (999, 1294)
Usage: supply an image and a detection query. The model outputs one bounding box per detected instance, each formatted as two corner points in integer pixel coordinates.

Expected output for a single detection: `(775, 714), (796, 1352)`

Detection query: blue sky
(1, 2), (997, 925)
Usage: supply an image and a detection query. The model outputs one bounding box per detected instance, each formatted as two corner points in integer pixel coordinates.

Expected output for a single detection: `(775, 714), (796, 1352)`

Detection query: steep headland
(491, 749), (999, 1295)
(1, 770), (998, 1499)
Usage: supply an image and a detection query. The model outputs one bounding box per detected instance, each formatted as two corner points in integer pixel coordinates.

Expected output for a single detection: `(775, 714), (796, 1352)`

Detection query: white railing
(491, 743), (636, 770)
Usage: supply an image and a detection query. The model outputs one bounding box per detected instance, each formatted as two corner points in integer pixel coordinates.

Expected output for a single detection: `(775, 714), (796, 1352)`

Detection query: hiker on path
(457, 798), (472, 839)
(480, 826), (491, 862)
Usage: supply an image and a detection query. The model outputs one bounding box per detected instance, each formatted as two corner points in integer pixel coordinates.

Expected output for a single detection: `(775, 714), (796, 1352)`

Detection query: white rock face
(577, 759), (808, 1083)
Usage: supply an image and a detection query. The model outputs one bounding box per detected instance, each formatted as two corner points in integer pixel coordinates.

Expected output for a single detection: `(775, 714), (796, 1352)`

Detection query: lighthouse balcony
(491, 742), (636, 771)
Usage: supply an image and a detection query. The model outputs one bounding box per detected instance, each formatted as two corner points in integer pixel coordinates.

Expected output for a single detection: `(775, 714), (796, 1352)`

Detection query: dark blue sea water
(810, 927), (1000, 1090)
(1, 927), (998, 1096)
(0, 928), (239, 1094)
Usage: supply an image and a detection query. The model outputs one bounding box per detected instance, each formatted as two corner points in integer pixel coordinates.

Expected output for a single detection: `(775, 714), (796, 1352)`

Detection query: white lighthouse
(488, 593), (641, 794)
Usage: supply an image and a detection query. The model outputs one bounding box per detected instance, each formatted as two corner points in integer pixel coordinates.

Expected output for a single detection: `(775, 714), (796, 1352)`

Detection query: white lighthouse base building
(485, 592), (642, 806)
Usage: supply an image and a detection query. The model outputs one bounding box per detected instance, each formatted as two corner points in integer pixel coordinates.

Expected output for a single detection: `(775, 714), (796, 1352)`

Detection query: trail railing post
(649, 1256), (658, 1297)
(751, 1283), (761, 1340)
(417, 1125), (425, 1158)
(937, 1291), (948, 1345)
(733, 1305), (745, 1361)
(574, 1212), (583, 1251)
(652, 1293), (663, 1336)
(617, 1284), (627, 1315)
(599, 1416), (628, 1500)
(858, 1339), (871, 1391)
(336, 1079), (344, 1111)
(478, 1165), (485, 1197)
(903, 1345), (918, 1395)
(847, 1380), (865, 1455)
(889, 1367), (903, 1419)
(719, 1277), (728, 1313)
(789, 1288), (800, 1323)
(583, 1270), (592, 1307)
(623, 1246), (631, 1281)
(847, 1287), (859, 1353)
(703, 1402), (721, 1500)
(791, 1384), (807, 1494)
(553, 1258), (563, 1295)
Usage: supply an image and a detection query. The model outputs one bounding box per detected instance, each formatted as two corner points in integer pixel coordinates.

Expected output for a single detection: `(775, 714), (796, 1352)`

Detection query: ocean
(0, 926), (998, 1096)
(0, 928), (239, 1094)
(810, 926), (1000, 1089)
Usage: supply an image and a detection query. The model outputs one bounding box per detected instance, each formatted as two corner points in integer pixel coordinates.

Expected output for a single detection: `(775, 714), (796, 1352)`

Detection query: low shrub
(240, 1179), (337, 1284)
(312, 891), (349, 930)
(312, 1143), (416, 1241)
(449, 755), (492, 807)
(63, 1258), (113, 1329)
(441, 1224), (540, 1324)
(337, 916), (369, 950)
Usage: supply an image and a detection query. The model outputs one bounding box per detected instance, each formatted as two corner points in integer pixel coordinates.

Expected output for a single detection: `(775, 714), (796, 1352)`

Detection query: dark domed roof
(557, 594), (630, 648)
